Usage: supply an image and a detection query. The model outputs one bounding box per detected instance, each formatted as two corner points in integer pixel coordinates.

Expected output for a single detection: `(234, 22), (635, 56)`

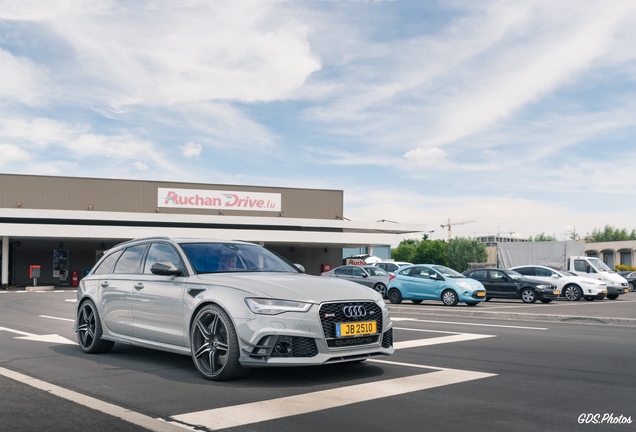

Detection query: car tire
(411, 300), (423, 304)
(465, 302), (478, 306)
(629, 282), (635, 292)
(606, 294), (619, 300)
(540, 299), (553, 304)
(563, 285), (582, 301)
(388, 289), (403, 304)
(76, 300), (114, 354)
(584, 297), (595, 301)
(373, 283), (387, 298)
(441, 290), (458, 306)
(521, 288), (537, 304)
(190, 304), (249, 381)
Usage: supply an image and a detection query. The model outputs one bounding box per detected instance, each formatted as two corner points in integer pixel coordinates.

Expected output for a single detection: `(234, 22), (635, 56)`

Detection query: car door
(489, 269), (518, 298)
(131, 242), (188, 347)
(100, 244), (148, 336)
(466, 269), (491, 296)
(404, 266), (439, 300)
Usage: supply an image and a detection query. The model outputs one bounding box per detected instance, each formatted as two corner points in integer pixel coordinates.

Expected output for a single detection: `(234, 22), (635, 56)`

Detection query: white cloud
(0, 143), (30, 164)
(402, 147), (447, 167)
(181, 141), (202, 157)
(134, 161), (149, 171)
(0, 49), (45, 105)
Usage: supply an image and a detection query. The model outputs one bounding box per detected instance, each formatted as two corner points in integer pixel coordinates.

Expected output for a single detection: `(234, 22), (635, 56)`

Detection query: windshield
(364, 267), (389, 276)
(587, 257), (612, 272)
(432, 265), (465, 278)
(503, 270), (524, 280)
(180, 242), (301, 274)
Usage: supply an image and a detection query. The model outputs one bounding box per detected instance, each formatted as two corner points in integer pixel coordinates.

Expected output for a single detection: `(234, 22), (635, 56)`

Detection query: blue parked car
(387, 264), (486, 306)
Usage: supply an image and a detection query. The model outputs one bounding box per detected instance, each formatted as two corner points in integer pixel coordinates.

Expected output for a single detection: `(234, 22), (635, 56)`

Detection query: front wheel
(411, 300), (423, 305)
(373, 283), (387, 298)
(388, 289), (403, 304)
(190, 304), (249, 381)
(563, 285), (582, 301)
(606, 294), (619, 300)
(465, 302), (478, 306)
(76, 300), (114, 354)
(441, 290), (458, 306)
(540, 299), (553, 304)
(521, 288), (537, 303)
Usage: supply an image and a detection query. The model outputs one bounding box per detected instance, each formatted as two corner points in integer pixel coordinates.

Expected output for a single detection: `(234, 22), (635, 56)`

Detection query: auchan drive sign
(158, 188), (281, 212)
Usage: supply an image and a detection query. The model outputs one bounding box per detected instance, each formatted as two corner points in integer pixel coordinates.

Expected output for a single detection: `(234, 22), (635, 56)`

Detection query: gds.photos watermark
(578, 413), (632, 425)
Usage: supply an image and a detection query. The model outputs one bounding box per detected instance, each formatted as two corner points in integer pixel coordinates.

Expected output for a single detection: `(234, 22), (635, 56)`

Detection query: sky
(2, 0), (636, 242)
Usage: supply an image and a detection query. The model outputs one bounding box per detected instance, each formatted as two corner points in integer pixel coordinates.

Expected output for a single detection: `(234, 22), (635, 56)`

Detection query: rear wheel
(388, 289), (403, 304)
(521, 288), (537, 304)
(441, 290), (458, 306)
(76, 300), (114, 354)
(563, 285), (582, 301)
(190, 304), (249, 381)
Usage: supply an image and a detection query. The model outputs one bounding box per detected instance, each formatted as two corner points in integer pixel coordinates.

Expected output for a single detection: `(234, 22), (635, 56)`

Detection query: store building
(0, 174), (424, 287)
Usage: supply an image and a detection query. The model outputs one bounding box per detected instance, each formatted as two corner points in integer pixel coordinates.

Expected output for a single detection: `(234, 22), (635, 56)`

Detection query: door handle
(134, 283), (144, 290)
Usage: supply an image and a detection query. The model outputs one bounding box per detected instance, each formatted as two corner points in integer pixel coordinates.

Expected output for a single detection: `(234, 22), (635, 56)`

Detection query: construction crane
(440, 218), (476, 240)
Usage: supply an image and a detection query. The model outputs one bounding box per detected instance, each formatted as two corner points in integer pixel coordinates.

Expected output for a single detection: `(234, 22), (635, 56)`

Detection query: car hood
(195, 272), (383, 303)
(454, 277), (485, 290)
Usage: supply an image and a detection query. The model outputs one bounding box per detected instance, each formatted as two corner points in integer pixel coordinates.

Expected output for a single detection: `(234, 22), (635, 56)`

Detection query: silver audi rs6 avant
(74, 237), (394, 380)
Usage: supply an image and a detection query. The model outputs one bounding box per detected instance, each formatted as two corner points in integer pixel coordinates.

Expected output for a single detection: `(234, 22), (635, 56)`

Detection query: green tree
(391, 239), (418, 262)
(585, 225), (636, 242)
(413, 240), (447, 265)
(446, 237), (488, 272)
(530, 233), (557, 241)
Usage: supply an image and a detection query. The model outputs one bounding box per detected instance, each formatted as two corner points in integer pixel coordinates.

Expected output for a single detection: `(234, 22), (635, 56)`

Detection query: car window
(365, 267), (388, 276)
(334, 267), (353, 276)
(490, 270), (506, 280)
(412, 267), (434, 279)
(535, 267), (553, 277)
(352, 267), (365, 276)
(93, 249), (124, 276)
(397, 267), (412, 276)
(113, 244), (148, 274)
(514, 267), (534, 276)
(470, 269), (488, 279)
(144, 243), (183, 274)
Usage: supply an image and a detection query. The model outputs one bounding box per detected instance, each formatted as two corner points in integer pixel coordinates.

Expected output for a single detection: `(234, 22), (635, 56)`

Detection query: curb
(387, 305), (636, 328)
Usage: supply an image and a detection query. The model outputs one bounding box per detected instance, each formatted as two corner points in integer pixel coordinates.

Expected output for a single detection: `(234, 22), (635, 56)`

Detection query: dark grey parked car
(463, 268), (559, 304)
(321, 265), (391, 297)
(618, 271), (636, 291)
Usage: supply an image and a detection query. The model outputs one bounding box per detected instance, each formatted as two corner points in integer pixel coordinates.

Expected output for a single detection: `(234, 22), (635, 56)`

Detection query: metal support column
(1, 236), (8, 289)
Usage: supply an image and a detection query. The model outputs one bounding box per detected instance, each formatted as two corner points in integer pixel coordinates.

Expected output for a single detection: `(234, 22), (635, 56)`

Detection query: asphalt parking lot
(387, 292), (636, 327)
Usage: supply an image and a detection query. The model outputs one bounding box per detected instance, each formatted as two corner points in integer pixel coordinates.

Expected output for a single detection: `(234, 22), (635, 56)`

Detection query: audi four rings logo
(342, 305), (367, 318)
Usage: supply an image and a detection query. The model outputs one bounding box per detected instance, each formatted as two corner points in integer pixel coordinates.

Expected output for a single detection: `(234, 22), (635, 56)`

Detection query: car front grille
(319, 301), (383, 349)
(250, 335), (318, 359)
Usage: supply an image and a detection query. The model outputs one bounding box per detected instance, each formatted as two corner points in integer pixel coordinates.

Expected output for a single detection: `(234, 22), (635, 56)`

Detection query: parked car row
(323, 260), (620, 307)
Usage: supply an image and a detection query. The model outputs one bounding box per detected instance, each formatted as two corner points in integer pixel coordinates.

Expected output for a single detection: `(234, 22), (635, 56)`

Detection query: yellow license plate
(476, 291), (486, 297)
(625, 289), (629, 293)
(554, 290), (560, 295)
(336, 321), (376, 337)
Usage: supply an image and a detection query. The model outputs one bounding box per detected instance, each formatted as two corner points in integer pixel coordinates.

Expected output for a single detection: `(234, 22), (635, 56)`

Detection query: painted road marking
(0, 366), (189, 432)
(39, 314), (74, 322)
(392, 317), (549, 330)
(0, 326), (76, 345)
(171, 367), (496, 430)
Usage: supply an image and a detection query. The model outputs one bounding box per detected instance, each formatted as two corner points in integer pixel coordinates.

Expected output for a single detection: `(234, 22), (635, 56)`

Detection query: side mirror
(150, 262), (182, 276)
(551, 274), (559, 279)
(294, 263), (305, 273)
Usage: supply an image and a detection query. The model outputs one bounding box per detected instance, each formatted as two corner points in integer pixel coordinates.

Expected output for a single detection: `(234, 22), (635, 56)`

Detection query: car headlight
(245, 298), (312, 315)
(536, 285), (550, 289)
(456, 282), (472, 289)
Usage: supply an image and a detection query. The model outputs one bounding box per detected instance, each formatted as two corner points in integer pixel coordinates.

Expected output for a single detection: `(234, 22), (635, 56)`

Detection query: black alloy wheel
(76, 300), (114, 354)
(190, 304), (249, 381)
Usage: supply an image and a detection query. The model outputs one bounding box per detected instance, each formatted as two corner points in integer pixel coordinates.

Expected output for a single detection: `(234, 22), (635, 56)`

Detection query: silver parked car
(75, 237), (394, 381)
(320, 265), (391, 297)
